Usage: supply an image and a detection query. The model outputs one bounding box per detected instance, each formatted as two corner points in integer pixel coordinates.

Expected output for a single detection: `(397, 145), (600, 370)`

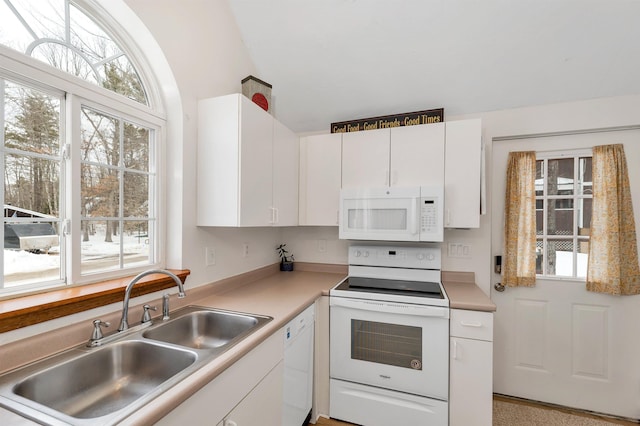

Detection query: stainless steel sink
(143, 307), (271, 350)
(13, 340), (196, 419)
(0, 305), (272, 425)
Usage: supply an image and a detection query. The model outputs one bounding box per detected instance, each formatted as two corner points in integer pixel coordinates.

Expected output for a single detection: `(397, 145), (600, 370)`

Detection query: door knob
(494, 282), (505, 292)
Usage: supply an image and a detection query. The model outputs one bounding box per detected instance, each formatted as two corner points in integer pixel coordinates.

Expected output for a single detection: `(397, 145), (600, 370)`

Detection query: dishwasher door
(283, 304), (315, 426)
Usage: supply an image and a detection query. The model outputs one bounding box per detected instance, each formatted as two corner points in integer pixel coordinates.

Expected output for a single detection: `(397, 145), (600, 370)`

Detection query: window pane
(577, 239), (589, 278)
(578, 198), (592, 237)
(547, 199), (573, 235)
(547, 239), (574, 277)
(4, 83), (60, 155)
(123, 122), (149, 171)
(536, 200), (543, 235)
(547, 158), (574, 195)
(80, 220), (121, 274)
(122, 221), (151, 268)
(578, 157), (592, 195)
(536, 240), (543, 274)
(123, 172), (148, 217)
(81, 108), (119, 165)
(535, 160), (543, 196)
(82, 164), (120, 218)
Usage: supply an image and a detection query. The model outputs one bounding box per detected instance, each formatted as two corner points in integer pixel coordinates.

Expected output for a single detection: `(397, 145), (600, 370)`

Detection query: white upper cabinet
(341, 128), (390, 188)
(299, 133), (342, 226)
(444, 119), (482, 228)
(197, 94), (298, 227)
(341, 124), (445, 189)
(273, 119), (299, 226)
(390, 123), (445, 186)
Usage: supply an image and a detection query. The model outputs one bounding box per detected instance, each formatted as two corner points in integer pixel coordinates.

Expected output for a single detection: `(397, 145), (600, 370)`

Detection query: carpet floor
(313, 396), (639, 425)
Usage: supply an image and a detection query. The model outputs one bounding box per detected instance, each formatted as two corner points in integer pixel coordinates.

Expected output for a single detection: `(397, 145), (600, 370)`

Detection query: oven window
(347, 209), (407, 230)
(351, 319), (422, 370)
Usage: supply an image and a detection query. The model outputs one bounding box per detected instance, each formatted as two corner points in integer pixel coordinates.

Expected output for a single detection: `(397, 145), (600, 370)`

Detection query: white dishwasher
(283, 304), (315, 426)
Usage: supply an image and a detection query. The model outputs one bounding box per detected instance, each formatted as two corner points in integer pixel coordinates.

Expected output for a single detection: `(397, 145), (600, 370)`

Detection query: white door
(491, 130), (640, 420)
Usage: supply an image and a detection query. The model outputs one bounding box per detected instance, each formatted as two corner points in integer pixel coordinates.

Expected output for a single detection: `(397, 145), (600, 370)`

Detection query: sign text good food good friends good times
(331, 108), (444, 133)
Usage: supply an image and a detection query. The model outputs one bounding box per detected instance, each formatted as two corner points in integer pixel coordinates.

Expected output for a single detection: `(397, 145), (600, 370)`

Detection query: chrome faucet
(117, 269), (186, 331)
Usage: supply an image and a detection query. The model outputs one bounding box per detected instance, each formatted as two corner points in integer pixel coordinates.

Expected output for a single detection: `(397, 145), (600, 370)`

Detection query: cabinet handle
(453, 339), (459, 360)
(392, 170), (398, 185)
(460, 321), (483, 328)
(274, 207), (279, 224)
(446, 209), (451, 226)
(336, 210), (340, 225)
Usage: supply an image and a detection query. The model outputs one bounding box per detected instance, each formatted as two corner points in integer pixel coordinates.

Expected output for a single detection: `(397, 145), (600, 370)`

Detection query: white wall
(123, 0), (283, 288)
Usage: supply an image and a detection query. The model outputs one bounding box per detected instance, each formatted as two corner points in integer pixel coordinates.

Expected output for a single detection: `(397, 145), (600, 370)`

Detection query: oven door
(330, 296), (449, 400)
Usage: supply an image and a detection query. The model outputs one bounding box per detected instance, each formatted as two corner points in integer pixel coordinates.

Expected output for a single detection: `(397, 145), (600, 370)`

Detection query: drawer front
(450, 309), (493, 341)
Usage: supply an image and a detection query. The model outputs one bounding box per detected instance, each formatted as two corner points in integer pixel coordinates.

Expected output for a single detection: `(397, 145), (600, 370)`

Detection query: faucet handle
(141, 304), (157, 323)
(89, 319), (110, 345)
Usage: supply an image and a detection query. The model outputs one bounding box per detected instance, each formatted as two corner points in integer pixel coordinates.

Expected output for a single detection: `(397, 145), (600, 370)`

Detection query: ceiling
(227, 0), (640, 134)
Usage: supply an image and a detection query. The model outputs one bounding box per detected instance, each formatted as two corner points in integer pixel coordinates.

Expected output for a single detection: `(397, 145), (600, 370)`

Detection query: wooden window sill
(0, 269), (191, 333)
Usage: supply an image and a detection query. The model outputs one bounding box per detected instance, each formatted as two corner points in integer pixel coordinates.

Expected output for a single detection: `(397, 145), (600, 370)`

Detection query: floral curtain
(503, 151), (537, 287)
(586, 144), (640, 295)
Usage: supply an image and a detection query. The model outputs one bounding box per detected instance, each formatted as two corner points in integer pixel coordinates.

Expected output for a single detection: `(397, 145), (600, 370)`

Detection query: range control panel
(348, 245), (441, 270)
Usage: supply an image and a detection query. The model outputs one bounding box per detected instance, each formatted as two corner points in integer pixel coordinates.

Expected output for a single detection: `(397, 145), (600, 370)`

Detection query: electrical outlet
(205, 247), (216, 266)
(242, 243), (249, 258)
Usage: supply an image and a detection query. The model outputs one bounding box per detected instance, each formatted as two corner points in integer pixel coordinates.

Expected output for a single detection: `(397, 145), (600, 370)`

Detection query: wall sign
(331, 108), (444, 133)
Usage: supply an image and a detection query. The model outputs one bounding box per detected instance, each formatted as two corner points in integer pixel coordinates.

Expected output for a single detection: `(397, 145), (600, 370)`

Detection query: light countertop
(0, 263), (495, 424)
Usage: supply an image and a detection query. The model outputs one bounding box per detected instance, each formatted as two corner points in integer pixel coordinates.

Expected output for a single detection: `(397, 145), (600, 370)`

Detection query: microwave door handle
(409, 198), (418, 235)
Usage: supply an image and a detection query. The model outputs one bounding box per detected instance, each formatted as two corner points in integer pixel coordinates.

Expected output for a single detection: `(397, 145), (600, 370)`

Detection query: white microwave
(339, 186), (444, 242)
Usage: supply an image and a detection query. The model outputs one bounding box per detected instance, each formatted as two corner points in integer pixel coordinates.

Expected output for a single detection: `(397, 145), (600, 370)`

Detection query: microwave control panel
(420, 198), (438, 232)
(419, 189), (443, 242)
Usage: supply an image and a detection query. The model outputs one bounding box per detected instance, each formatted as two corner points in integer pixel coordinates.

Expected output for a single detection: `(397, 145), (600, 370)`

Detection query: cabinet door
(223, 361), (284, 426)
(449, 337), (493, 426)
(390, 123), (444, 186)
(273, 120), (299, 226)
(341, 128), (390, 188)
(299, 134), (341, 226)
(239, 96), (274, 226)
(444, 119), (482, 228)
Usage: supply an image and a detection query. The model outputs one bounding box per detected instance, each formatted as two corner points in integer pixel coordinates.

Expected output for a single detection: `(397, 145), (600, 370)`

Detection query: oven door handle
(330, 297), (449, 318)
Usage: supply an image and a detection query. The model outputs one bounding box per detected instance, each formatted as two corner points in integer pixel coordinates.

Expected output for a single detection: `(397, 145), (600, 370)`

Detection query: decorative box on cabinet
(449, 309), (493, 426)
(197, 94), (298, 227)
(299, 134), (342, 226)
(444, 119), (482, 228)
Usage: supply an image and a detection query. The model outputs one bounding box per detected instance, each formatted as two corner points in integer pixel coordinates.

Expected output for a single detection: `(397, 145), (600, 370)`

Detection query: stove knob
(417, 253), (425, 260)
(363, 251), (370, 258)
(427, 253), (435, 261)
(354, 250), (361, 257)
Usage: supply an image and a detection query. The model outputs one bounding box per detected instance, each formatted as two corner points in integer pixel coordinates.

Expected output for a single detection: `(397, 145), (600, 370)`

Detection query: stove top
(330, 244), (449, 307)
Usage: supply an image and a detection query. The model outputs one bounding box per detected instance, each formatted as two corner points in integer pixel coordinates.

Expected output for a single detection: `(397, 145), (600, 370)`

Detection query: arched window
(0, 0), (164, 295)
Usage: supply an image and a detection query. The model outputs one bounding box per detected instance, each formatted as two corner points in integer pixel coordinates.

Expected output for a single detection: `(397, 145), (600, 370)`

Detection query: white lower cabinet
(157, 332), (283, 426)
(449, 309), (494, 426)
(218, 361), (283, 426)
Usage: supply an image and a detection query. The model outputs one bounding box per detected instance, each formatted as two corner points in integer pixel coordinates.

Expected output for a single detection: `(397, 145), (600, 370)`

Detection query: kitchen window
(535, 151), (592, 279)
(0, 0), (164, 296)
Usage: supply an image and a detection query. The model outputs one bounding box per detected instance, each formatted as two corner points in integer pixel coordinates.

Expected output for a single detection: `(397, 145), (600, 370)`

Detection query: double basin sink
(0, 306), (272, 425)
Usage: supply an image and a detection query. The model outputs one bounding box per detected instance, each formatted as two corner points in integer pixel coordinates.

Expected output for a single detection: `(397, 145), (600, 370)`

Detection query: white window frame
(536, 149), (592, 280)
(0, 32), (166, 293)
